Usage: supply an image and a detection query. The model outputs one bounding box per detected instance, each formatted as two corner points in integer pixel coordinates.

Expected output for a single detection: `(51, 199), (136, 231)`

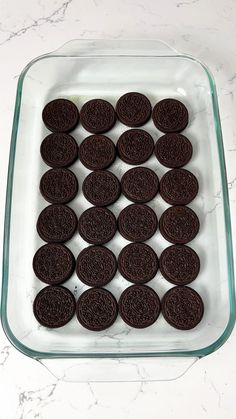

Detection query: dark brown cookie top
(159, 245), (200, 285)
(42, 99), (79, 133)
(118, 204), (158, 242)
(76, 288), (118, 331)
(40, 133), (78, 168)
(33, 243), (75, 285)
(118, 243), (158, 284)
(154, 133), (193, 168)
(162, 286), (204, 330)
(37, 204), (78, 243)
(159, 206), (199, 244)
(80, 99), (116, 134)
(76, 246), (117, 287)
(78, 207), (116, 245)
(83, 170), (120, 206)
(116, 93), (152, 127)
(40, 168), (78, 204)
(33, 286), (76, 328)
(79, 135), (116, 170)
(121, 167), (159, 203)
(119, 285), (161, 328)
(160, 169), (199, 205)
(152, 99), (189, 133)
(117, 129), (154, 165)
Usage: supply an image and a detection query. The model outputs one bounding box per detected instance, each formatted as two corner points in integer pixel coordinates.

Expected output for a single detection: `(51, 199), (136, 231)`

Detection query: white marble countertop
(1, 0), (236, 418)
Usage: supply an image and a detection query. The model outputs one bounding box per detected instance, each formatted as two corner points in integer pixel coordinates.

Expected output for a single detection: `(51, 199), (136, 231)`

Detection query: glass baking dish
(1, 40), (235, 381)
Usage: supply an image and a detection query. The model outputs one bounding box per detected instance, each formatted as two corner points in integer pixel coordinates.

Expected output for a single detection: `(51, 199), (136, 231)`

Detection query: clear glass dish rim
(1, 40), (235, 360)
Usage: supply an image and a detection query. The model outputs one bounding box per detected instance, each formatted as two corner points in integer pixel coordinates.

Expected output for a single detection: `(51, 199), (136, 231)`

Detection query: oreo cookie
(160, 169), (199, 205)
(37, 204), (77, 243)
(159, 245), (200, 285)
(78, 207), (116, 244)
(79, 135), (116, 170)
(119, 285), (161, 328)
(80, 99), (116, 134)
(76, 246), (117, 287)
(154, 133), (192, 168)
(40, 168), (78, 204)
(42, 99), (79, 133)
(159, 206), (199, 244)
(162, 286), (204, 330)
(121, 167), (159, 203)
(116, 93), (152, 127)
(33, 286), (76, 328)
(33, 243), (75, 285)
(118, 243), (158, 284)
(118, 204), (158, 242)
(40, 133), (78, 168)
(117, 129), (154, 165)
(152, 98), (189, 133)
(76, 288), (118, 331)
(83, 170), (120, 206)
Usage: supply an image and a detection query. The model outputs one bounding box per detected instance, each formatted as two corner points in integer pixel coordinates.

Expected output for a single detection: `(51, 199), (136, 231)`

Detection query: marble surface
(0, 0), (236, 418)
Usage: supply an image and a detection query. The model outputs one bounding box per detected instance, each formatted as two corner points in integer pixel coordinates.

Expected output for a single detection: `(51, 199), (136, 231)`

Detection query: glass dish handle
(38, 356), (199, 382)
(49, 39), (179, 57)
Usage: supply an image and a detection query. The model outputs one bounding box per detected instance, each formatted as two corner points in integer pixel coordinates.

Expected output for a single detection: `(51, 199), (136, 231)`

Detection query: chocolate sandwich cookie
(80, 99), (116, 134)
(76, 246), (117, 287)
(78, 207), (116, 245)
(160, 169), (199, 205)
(83, 170), (120, 206)
(118, 204), (157, 242)
(118, 243), (158, 284)
(33, 286), (76, 328)
(152, 98), (189, 133)
(33, 243), (75, 285)
(117, 129), (154, 165)
(42, 99), (79, 133)
(79, 134), (116, 170)
(154, 133), (192, 168)
(159, 206), (199, 244)
(116, 92), (152, 127)
(121, 167), (159, 203)
(37, 204), (77, 243)
(159, 245), (200, 285)
(119, 285), (161, 328)
(76, 288), (118, 331)
(162, 286), (204, 330)
(40, 168), (78, 204)
(40, 133), (78, 168)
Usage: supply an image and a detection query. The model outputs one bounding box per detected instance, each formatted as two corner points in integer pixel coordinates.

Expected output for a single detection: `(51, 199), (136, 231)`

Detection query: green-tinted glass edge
(1, 52), (235, 360)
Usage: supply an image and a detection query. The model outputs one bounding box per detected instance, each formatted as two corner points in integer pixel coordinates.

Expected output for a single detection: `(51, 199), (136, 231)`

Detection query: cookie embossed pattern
(1, 41), (235, 382)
